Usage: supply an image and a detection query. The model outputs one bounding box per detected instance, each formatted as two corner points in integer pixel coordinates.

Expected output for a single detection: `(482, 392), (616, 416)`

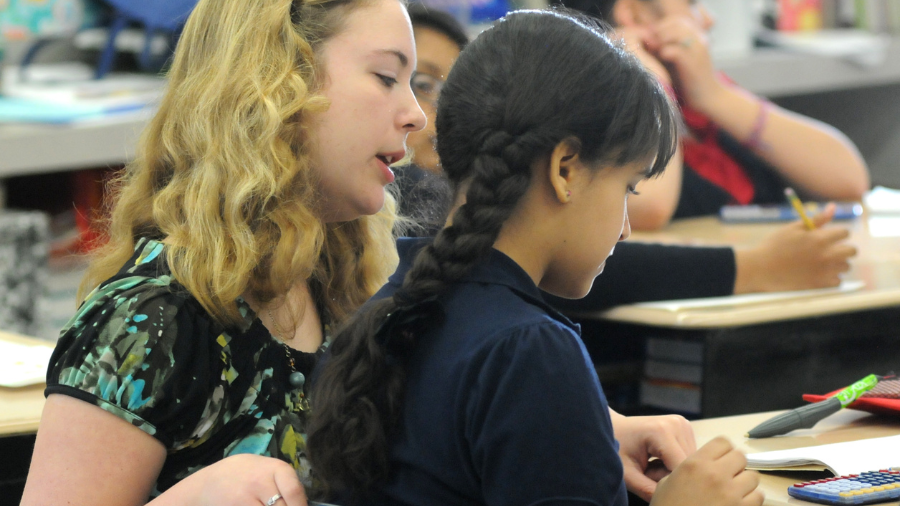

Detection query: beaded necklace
(267, 308), (309, 390)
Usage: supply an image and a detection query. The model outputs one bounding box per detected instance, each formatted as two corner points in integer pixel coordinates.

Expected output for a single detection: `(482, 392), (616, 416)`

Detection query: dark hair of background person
(407, 2), (470, 49)
(391, 2), (469, 237)
(307, 8), (678, 499)
(554, 0), (616, 20)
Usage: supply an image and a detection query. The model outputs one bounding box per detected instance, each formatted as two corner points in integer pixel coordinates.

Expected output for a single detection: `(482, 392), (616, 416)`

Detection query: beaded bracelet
(744, 99), (771, 151)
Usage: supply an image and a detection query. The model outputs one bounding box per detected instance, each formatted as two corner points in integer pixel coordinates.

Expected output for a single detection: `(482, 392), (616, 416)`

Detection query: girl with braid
(308, 9), (762, 506)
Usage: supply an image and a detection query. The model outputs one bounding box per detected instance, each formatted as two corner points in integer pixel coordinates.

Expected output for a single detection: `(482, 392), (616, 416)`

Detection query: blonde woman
(20, 0), (424, 504)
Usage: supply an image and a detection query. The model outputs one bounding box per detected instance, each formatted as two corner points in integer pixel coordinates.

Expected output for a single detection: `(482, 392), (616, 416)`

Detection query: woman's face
(407, 25), (461, 174)
(310, 0), (427, 222)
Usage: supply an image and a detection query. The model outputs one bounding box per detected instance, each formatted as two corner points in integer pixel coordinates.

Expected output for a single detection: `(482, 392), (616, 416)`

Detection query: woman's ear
(547, 138), (582, 204)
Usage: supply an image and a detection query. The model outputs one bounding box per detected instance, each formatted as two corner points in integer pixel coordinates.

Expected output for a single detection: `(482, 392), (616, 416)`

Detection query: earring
(566, 190), (571, 199)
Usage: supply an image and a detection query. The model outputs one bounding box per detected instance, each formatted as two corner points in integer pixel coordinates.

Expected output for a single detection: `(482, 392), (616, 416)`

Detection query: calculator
(788, 470), (900, 505)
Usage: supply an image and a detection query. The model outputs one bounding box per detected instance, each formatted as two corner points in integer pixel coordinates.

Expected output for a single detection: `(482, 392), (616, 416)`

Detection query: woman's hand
(650, 437), (763, 506)
(152, 454), (308, 506)
(734, 203), (857, 293)
(610, 410), (696, 501)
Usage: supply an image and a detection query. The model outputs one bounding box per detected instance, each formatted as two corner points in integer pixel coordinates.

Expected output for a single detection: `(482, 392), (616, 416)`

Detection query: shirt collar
(393, 237), (580, 335)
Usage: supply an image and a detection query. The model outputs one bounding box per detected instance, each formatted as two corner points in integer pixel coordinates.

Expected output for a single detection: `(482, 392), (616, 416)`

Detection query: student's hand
(609, 410), (696, 501)
(152, 454), (307, 506)
(649, 437), (763, 506)
(644, 16), (722, 111)
(733, 203), (857, 294)
(614, 26), (673, 88)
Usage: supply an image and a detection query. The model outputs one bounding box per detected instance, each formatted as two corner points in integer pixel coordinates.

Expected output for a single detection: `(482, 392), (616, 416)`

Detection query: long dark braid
(308, 9), (678, 498)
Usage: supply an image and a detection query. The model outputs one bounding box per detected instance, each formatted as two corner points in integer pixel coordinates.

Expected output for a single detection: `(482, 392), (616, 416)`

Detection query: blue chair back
(103, 0), (198, 32)
(96, 0), (199, 78)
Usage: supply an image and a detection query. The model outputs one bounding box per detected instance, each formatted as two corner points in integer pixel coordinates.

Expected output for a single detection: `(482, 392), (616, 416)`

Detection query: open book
(746, 435), (900, 476)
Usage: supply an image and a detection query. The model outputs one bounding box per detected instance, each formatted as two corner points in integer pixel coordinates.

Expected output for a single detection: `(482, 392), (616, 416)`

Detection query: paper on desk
(746, 434), (900, 476)
(631, 280), (865, 312)
(0, 339), (54, 388)
(865, 186), (900, 214)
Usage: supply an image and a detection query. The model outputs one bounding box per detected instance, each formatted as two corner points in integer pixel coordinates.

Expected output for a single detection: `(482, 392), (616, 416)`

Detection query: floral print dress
(46, 238), (325, 497)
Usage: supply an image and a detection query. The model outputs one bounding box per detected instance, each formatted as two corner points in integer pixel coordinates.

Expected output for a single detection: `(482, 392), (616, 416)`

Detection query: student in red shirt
(561, 0), (870, 230)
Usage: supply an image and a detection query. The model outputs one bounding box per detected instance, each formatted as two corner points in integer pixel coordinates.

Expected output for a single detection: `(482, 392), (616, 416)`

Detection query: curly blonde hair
(80, 0), (398, 327)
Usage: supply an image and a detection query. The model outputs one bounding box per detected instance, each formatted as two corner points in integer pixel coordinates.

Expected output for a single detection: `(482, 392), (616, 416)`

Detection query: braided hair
(308, 9), (678, 498)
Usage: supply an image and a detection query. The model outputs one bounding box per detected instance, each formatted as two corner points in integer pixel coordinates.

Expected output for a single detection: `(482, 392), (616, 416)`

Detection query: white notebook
(0, 339), (54, 388)
(746, 434), (900, 476)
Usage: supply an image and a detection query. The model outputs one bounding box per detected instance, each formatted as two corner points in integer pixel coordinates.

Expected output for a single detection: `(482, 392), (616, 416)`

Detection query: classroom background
(3, 0), (900, 503)
(2, 0), (900, 403)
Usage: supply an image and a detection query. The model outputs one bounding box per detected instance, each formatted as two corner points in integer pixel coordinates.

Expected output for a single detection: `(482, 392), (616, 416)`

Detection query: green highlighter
(746, 374), (881, 439)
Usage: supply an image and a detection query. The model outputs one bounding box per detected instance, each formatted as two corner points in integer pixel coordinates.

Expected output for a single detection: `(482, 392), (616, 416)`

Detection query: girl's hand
(610, 412), (696, 501)
(650, 437), (763, 506)
(152, 454), (308, 506)
(734, 203), (857, 293)
(645, 16), (722, 111)
(614, 26), (673, 88)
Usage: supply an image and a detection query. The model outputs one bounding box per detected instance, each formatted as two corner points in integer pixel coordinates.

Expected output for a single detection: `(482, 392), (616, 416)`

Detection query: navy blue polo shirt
(353, 237), (627, 506)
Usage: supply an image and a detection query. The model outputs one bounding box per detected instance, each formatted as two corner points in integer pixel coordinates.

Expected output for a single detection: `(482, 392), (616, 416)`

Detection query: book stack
(0, 62), (164, 124)
(753, 0), (900, 68)
(774, 0), (900, 33)
(830, 0), (900, 33)
(639, 337), (704, 415)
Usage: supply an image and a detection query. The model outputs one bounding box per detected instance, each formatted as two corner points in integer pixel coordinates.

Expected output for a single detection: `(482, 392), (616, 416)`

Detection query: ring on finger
(266, 493), (283, 506)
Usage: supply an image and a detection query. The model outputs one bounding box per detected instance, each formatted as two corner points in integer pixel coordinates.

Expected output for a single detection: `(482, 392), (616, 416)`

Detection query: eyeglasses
(411, 72), (444, 106)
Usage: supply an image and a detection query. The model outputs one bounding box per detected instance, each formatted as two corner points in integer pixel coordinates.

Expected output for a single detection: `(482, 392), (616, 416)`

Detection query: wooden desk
(0, 331), (49, 436)
(602, 214), (900, 327)
(577, 213), (900, 418)
(0, 332), (50, 503)
(692, 409), (900, 505)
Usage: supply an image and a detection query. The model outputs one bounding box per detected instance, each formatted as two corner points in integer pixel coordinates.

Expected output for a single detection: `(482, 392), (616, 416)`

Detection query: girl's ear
(547, 138), (582, 204)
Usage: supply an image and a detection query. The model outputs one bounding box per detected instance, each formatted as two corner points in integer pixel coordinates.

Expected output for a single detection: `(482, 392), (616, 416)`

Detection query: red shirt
(677, 77), (756, 205)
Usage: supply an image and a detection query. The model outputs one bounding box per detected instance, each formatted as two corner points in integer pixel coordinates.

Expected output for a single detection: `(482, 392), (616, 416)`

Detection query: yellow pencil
(784, 187), (816, 230)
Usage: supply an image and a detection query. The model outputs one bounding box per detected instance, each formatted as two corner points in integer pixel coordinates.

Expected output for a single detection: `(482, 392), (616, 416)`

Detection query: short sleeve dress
(45, 238), (325, 498)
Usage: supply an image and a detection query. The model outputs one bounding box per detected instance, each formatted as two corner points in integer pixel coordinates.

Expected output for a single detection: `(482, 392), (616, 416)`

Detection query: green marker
(746, 374), (880, 439)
